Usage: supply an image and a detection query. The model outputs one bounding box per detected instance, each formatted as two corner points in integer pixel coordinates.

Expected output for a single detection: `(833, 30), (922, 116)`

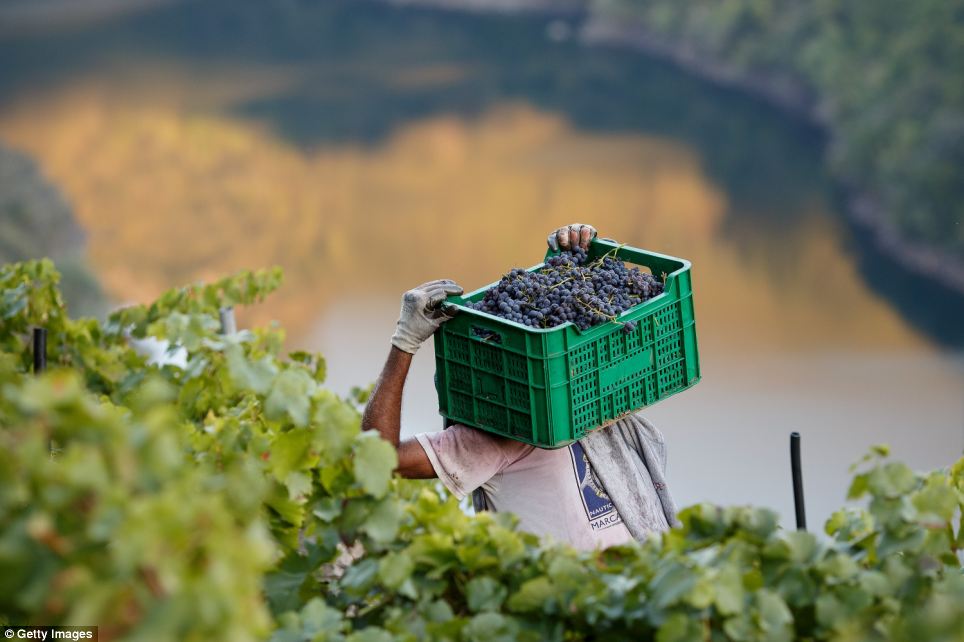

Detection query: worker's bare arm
(361, 346), (437, 478)
(397, 439), (436, 478)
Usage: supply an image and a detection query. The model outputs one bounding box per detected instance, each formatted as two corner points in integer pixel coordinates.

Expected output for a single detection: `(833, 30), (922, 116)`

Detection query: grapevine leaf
(345, 629), (393, 642)
(299, 598), (344, 637)
(784, 530), (819, 563)
(266, 368), (316, 427)
(271, 429), (315, 481)
(847, 472), (870, 500)
(284, 471), (312, 502)
(341, 558), (379, 597)
(467, 576), (509, 613)
(226, 344), (276, 394)
(362, 497), (404, 544)
(867, 462), (917, 497)
(546, 555), (585, 589)
(651, 563), (697, 609)
(656, 612), (704, 642)
(756, 589), (793, 638)
(506, 576), (553, 613)
(378, 551), (414, 590)
(912, 474), (958, 520)
(151, 311), (219, 352)
(723, 612), (754, 641)
(462, 612), (518, 642)
(713, 566), (745, 615)
(263, 551), (320, 615)
(353, 433), (397, 498)
(268, 628), (303, 642)
(775, 567), (817, 607)
(424, 599), (454, 622)
(313, 392), (359, 459)
(266, 482), (305, 527)
(312, 497), (342, 523)
(685, 574), (714, 609)
(290, 350), (327, 383)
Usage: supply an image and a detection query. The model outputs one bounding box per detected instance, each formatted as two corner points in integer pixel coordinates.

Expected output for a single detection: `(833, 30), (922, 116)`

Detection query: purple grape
(469, 249), (664, 331)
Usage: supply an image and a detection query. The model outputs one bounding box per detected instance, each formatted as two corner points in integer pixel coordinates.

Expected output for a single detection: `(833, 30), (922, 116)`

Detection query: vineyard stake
(219, 307), (237, 335)
(33, 327), (47, 374)
(791, 432), (807, 531)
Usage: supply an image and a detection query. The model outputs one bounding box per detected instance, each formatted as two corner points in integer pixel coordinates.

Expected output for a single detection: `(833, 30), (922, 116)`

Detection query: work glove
(547, 223), (597, 251)
(391, 279), (464, 354)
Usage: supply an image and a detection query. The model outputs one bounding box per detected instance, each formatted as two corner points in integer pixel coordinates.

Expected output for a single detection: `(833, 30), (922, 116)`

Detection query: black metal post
(790, 432), (807, 531)
(32, 327), (47, 374)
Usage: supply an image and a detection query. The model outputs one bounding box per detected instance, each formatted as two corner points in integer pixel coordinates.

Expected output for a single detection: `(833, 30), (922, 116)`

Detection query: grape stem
(575, 296), (619, 323)
(548, 277), (574, 290)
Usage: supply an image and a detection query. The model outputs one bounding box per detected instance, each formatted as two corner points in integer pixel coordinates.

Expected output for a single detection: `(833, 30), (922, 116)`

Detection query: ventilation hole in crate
(654, 305), (681, 337)
(601, 395), (613, 419)
(478, 400), (507, 430)
(505, 353), (528, 381)
(642, 316), (656, 344)
(473, 374), (505, 404)
(658, 361), (685, 394)
(507, 382), (529, 412)
(568, 343), (597, 376)
(645, 375), (657, 404)
(610, 333), (626, 360)
(572, 405), (588, 429)
(612, 387), (631, 416)
(573, 403), (599, 433)
(450, 391), (473, 419)
(629, 379), (645, 407)
(571, 373), (595, 405)
(626, 323), (641, 351)
(449, 363), (472, 392)
(474, 342), (503, 373)
(598, 339), (610, 366)
(509, 411), (531, 438)
(448, 335), (470, 364)
(655, 335), (683, 367)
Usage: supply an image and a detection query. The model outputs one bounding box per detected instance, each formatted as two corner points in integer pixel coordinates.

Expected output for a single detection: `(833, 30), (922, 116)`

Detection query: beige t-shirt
(415, 425), (635, 550)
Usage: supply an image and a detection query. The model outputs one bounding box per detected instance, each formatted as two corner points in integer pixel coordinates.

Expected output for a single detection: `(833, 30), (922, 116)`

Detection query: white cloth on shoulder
(578, 413), (679, 541)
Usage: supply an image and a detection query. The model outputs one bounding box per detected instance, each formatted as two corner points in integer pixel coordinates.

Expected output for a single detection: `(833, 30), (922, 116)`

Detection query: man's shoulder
(424, 423), (531, 449)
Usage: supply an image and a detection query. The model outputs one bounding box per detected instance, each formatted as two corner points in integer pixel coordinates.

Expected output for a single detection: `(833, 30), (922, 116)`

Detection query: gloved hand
(547, 223), (597, 251)
(391, 279), (464, 354)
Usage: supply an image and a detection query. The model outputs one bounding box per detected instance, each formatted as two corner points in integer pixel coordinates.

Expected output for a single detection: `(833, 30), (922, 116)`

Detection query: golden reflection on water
(0, 78), (930, 353)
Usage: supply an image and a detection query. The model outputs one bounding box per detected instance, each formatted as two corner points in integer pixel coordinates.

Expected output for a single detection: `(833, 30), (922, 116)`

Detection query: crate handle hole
(471, 326), (503, 344)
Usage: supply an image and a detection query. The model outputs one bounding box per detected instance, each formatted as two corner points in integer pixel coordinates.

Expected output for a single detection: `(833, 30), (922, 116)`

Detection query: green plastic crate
(433, 239), (700, 448)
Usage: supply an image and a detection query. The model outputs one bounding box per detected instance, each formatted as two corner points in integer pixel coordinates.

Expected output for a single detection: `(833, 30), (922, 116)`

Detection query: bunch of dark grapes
(470, 246), (664, 333)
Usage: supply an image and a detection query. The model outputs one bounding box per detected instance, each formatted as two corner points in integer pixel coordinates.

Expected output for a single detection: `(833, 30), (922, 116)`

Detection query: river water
(0, 0), (961, 528)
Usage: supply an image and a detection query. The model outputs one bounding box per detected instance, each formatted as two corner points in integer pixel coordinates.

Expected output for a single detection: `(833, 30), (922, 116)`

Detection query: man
(361, 223), (677, 550)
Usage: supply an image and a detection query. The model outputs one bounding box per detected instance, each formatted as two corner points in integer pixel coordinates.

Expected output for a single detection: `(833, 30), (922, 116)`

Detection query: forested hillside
(590, 0), (964, 265)
(0, 145), (104, 315)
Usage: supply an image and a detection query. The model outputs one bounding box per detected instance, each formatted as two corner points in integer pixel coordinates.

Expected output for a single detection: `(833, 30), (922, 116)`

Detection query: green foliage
(0, 260), (961, 641)
(593, 0), (964, 258)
